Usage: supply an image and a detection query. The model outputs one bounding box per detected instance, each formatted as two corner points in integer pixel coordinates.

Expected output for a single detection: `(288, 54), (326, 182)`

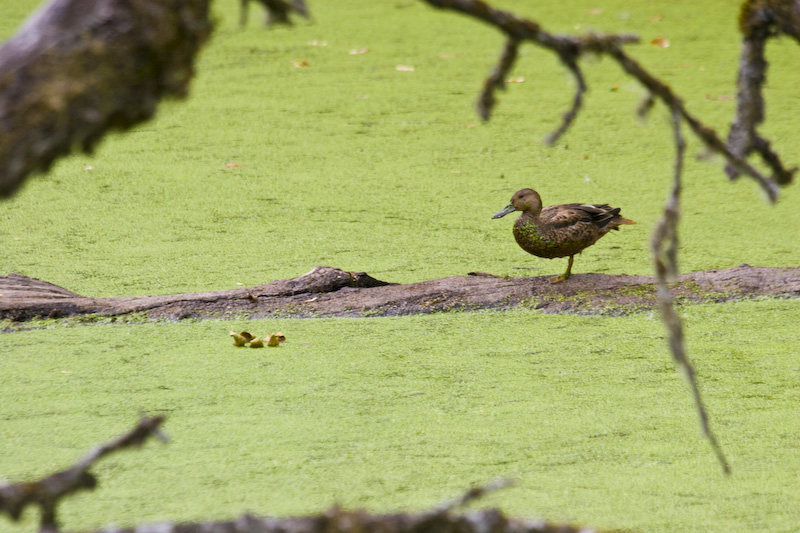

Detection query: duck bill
(492, 203), (516, 219)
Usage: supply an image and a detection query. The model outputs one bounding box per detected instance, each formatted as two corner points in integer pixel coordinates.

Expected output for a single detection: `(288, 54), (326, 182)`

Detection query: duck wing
(541, 203), (618, 229)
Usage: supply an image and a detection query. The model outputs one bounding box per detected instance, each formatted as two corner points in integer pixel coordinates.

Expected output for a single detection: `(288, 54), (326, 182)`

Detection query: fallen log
(1, 264), (799, 323)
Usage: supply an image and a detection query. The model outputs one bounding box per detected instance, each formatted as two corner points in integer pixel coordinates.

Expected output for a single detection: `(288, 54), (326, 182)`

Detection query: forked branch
(0, 416), (167, 532)
(725, 0), (800, 184)
(423, 0), (795, 201)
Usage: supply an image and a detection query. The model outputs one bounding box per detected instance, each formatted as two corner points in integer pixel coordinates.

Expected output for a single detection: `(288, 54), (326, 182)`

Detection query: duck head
(492, 188), (543, 219)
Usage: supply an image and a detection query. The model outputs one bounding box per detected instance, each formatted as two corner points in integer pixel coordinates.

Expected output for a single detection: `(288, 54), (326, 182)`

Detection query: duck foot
(551, 255), (575, 284)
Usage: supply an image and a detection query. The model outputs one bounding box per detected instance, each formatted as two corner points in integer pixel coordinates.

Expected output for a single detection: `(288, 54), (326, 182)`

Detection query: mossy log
(1, 265), (799, 322)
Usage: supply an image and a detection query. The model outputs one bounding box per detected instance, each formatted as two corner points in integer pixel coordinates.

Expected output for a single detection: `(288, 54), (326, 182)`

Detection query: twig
(477, 39), (519, 121)
(544, 49), (586, 145)
(0, 416), (167, 532)
(651, 110), (731, 475)
(605, 45), (781, 202)
(435, 478), (515, 513)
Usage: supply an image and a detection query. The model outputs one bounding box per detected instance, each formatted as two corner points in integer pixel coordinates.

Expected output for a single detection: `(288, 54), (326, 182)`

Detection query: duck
(493, 188), (635, 283)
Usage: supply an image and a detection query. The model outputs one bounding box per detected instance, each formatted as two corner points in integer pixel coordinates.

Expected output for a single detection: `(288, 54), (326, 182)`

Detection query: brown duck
(493, 188), (635, 283)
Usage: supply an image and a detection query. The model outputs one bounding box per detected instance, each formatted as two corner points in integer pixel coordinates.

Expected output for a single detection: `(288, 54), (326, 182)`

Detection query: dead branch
(0, 0), (212, 198)
(83, 508), (602, 533)
(543, 50), (586, 146)
(725, 0), (800, 183)
(651, 110), (731, 474)
(82, 484), (602, 533)
(477, 38), (520, 121)
(0, 426), (600, 533)
(0, 416), (166, 532)
(422, 0), (793, 201)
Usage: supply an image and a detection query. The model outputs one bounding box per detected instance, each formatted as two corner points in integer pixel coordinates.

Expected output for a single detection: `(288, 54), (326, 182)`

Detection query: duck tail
(607, 209), (636, 230)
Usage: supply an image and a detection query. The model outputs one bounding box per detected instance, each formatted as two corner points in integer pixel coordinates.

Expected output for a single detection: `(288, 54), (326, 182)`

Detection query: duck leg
(552, 255), (574, 284)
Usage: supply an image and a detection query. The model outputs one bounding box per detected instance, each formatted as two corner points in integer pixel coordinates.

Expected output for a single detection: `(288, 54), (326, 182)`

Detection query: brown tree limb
(0, 416), (166, 532)
(543, 50), (586, 146)
(725, 0), (800, 183)
(83, 505), (603, 533)
(477, 38), (520, 121)
(422, 0), (792, 201)
(651, 110), (731, 475)
(604, 45), (781, 202)
(0, 0), (212, 198)
(0, 425), (599, 533)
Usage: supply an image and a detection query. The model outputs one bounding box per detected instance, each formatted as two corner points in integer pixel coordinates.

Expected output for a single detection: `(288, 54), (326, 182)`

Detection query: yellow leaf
(267, 334), (281, 347)
(230, 331), (248, 347)
(250, 337), (264, 348)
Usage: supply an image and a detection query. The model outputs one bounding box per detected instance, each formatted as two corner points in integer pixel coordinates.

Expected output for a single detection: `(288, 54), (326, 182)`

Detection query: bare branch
(636, 92), (656, 121)
(594, 44), (781, 202)
(726, 0), (800, 184)
(650, 110), (731, 475)
(544, 51), (586, 146)
(426, 0), (635, 142)
(435, 478), (514, 513)
(422, 0), (755, 473)
(83, 485), (603, 533)
(422, 0), (791, 201)
(0, 416), (167, 531)
(477, 38), (519, 121)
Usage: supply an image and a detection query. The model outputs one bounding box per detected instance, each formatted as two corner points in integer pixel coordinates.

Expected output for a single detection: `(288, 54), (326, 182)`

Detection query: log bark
(1, 265), (798, 323)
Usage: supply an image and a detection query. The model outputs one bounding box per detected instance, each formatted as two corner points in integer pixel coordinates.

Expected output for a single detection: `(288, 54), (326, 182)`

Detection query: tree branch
(422, 0), (793, 201)
(544, 50), (586, 146)
(0, 416), (167, 532)
(651, 110), (731, 475)
(724, 0), (799, 184)
(0, 0), (212, 198)
(477, 38), (519, 121)
(82, 482), (603, 533)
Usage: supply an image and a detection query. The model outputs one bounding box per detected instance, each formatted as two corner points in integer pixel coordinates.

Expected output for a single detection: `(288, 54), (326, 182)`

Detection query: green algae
(2, 1), (800, 532)
(1, 301), (800, 532)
